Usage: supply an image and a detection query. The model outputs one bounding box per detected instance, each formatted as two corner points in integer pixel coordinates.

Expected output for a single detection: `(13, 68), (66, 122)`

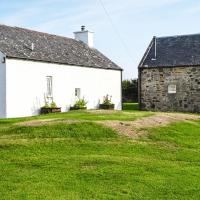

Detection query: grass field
(0, 104), (200, 199)
(123, 102), (139, 110)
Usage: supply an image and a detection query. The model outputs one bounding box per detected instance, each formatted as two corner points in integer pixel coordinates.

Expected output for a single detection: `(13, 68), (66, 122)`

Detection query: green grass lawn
(0, 105), (148, 126)
(0, 107), (200, 199)
(123, 102), (139, 110)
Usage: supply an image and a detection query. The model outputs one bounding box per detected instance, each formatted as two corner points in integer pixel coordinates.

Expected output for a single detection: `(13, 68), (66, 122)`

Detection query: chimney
(81, 25), (85, 31)
(74, 26), (94, 48)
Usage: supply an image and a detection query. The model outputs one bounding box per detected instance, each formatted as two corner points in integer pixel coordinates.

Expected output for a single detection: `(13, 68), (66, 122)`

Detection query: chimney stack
(81, 25), (85, 31)
(74, 26), (94, 48)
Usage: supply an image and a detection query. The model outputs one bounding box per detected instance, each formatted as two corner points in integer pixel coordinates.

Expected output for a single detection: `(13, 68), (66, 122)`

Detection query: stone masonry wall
(140, 66), (200, 113)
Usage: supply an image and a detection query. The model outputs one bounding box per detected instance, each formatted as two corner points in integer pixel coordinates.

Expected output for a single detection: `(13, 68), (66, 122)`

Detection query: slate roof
(0, 24), (122, 71)
(139, 33), (200, 68)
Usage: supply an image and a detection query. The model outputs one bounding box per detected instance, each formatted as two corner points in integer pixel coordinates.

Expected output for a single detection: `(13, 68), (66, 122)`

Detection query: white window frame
(168, 84), (176, 94)
(46, 76), (53, 97)
(75, 88), (81, 99)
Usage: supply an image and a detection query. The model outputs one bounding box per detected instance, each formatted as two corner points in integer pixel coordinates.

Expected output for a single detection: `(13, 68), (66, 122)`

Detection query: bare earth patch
(17, 119), (85, 127)
(17, 112), (200, 139)
(98, 113), (200, 138)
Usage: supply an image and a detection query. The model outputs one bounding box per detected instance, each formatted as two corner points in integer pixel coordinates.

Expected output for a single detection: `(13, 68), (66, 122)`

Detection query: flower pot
(70, 106), (87, 110)
(41, 107), (61, 114)
(99, 104), (115, 110)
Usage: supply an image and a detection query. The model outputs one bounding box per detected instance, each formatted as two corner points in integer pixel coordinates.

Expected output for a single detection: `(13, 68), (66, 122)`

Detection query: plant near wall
(99, 95), (115, 110)
(41, 101), (58, 109)
(71, 98), (88, 110)
(50, 101), (57, 108)
(102, 95), (113, 105)
(41, 95), (61, 114)
(74, 98), (88, 109)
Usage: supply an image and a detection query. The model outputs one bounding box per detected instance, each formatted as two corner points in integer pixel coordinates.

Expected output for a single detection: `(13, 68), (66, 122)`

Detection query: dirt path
(17, 112), (199, 138)
(98, 113), (200, 138)
(17, 119), (86, 127)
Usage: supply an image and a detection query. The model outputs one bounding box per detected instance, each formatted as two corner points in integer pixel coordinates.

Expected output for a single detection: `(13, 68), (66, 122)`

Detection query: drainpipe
(151, 36), (157, 60)
(121, 69), (123, 110)
(138, 67), (142, 110)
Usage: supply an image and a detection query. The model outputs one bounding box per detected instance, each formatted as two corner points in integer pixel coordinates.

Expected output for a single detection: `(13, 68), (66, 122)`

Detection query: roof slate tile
(140, 34), (200, 68)
(0, 24), (122, 71)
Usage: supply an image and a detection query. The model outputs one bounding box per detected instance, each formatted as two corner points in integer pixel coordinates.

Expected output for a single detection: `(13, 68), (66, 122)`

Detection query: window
(75, 88), (81, 99)
(168, 84), (176, 94)
(46, 76), (53, 97)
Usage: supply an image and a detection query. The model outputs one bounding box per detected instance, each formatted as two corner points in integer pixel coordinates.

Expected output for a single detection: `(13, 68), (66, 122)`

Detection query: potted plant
(41, 101), (61, 114)
(70, 98), (88, 110)
(99, 95), (115, 110)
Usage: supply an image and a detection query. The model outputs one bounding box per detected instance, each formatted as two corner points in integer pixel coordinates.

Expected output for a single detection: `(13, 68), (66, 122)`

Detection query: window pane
(46, 76), (53, 97)
(75, 88), (81, 99)
(168, 84), (176, 94)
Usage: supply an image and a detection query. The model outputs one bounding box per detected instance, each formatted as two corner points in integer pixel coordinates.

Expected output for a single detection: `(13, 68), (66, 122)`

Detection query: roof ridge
(12, 25), (100, 51)
(0, 24), (75, 41)
(15, 26), (73, 41)
(157, 32), (200, 39)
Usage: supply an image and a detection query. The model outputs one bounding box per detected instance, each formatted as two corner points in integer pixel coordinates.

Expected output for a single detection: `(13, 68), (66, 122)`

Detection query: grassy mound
(0, 110), (200, 199)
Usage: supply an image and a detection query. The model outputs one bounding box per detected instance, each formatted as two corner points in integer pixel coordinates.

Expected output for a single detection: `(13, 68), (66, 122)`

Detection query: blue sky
(0, 0), (200, 79)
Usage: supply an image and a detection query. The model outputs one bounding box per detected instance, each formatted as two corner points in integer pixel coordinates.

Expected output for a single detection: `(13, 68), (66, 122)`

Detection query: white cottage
(0, 25), (122, 118)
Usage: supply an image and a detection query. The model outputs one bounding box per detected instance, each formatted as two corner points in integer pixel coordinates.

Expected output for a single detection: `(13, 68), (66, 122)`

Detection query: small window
(168, 84), (176, 94)
(46, 76), (53, 97)
(75, 88), (81, 99)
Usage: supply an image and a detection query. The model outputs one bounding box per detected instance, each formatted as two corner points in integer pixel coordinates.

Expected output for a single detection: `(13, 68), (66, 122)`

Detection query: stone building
(138, 34), (200, 113)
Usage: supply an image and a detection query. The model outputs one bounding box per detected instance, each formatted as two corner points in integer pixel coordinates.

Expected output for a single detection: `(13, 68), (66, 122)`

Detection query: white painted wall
(5, 58), (122, 118)
(0, 51), (6, 118)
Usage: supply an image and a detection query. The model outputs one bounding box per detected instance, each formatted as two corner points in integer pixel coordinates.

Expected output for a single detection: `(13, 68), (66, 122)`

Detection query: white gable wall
(0, 52), (6, 118)
(5, 58), (122, 118)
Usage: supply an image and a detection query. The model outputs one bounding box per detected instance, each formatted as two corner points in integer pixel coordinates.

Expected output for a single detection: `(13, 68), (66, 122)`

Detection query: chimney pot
(81, 25), (85, 31)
